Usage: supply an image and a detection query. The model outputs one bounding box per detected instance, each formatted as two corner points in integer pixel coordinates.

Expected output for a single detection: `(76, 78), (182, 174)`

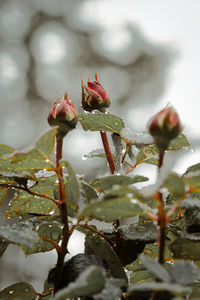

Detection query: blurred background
(0, 0), (199, 293)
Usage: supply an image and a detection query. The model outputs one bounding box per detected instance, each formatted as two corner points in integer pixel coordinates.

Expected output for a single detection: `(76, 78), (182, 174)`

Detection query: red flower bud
(47, 92), (78, 137)
(81, 73), (111, 112)
(148, 106), (182, 151)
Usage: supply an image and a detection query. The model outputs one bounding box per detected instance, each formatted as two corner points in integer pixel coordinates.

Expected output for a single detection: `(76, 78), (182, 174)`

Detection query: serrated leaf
(55, 266), (105, 299)
(6, 180), (57, 218)
(10, 127), (57, 167)
(90, 175), (148, 193)
(77, 225), (128, 282)
(19, 216), (62, 256)
(0, 238), (9, 257)
(0, 144), (14, 157)
(79, 113), (125, 134)
(169, 238), (200, 260)
(0, 222), (39, 248)
(0, 282), (36, 300)
(144, 158), (158, 165)
(168, 134), (190, 150)
(141, 256), (171, 282)
(164, 174), (185, 197)
(0, 187), (8, 207)
(168, 261), (200, 285)
(128, 282), (191, 295)
(118, 222), (157, 242)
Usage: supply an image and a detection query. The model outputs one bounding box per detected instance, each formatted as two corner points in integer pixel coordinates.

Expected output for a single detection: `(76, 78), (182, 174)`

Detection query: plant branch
(53, 136), (70, 293)
(100, 131), (116, 174)
(0, 183), (59, 205)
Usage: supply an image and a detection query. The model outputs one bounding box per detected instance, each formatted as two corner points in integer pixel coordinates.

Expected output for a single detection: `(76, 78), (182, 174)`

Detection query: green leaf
(128, 282), (191, 295)
(79, 113), (125, 134)
(80, 196), (149, 222)
(55, 266), (105, 299)
(90, 175), (148, 193)
(19, 216), (62, 256)
(144, 158), (158, 166)
(168, 134), (190, 150)
(11, 127), (57, 164)
(0, 282), (37, 300)
(0, 222), (39, 248)
(83, 148), (117, 161)
(185, 162), (200, 174)
(183, 175), (200, 188)
(136, 145), (158, 164)
(80, 181), (98, 203)
(118, 222), (157, 242)
(0, 187), (8, 207)
(164, 174), (185, 197)
(60, 160), (80, 204)
(0, 144), (14, 157)
(168, 261), (200, 285)
(77, 225), (128, 282)
(0, 238), (9, 257)
(93, 278), (125, 300)
(6, 180), (57, 218)
(141, 256), (171, 282)
(169, 238), (200, 260)
(126, 256), (154, 284)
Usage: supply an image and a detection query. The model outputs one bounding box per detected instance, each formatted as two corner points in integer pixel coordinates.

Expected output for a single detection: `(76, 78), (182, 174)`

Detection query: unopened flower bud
(148, 106), (182, 151)
(81, 73), (111, 112)
(47, 92), (78, 137)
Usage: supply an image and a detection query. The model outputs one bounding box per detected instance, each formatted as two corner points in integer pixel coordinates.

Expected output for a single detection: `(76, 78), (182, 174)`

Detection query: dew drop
(81, 155), (87, 161)
(9, 290), (14, 294)
(24, 288), (29, 293)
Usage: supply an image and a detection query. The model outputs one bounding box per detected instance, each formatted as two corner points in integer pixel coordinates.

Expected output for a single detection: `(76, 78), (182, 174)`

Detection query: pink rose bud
(148, 106), (182, 151)
(81, 73), (111, 112)
(48, 92), (78, 137)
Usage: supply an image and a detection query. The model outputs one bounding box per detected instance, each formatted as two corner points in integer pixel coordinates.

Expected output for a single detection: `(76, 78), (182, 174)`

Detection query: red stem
(54, 136), (70, 293)
(100, 131), (116, 175)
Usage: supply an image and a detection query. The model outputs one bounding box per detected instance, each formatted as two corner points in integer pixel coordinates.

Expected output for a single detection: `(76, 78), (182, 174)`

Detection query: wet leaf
(118, 222), (157, 242)
(168, 260), (200, 285)
(19, 216), (62, 256)
(80, 181), (98, 203)
(141, 256), (171, 282)
(93, 278), (125, 300)
(77, 225), (128, 282)
(55, 266), (105, 299)
(168, 134), (190, 150)
(6, 180), (57, 218)
(0, 144), (14, 158)
(164, 174), (185, 197)
(0, 282), (37, 300)
(0, 238), (9, 257)
(0, 187), (8, 207)
(136, 145), (158, 164)
(79, 113), (125, 134)
(0, 222), (39, 248)
(11, 127), (57, 163)
(144, 158), (158, 166)
(169, 238), (200, 260)
(90, 175), (148, 193)
(128, 282), (191, 295)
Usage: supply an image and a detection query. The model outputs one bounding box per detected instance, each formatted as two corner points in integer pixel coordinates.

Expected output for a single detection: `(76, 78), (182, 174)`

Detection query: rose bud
(148, 106), (182, 151)
(81, 73), (111, 112)
(47, 92), (78, 137)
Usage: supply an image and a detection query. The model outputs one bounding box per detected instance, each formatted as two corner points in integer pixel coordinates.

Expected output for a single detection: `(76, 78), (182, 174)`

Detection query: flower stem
(100, 131), (116, 174)
(54, 136), (70, 293)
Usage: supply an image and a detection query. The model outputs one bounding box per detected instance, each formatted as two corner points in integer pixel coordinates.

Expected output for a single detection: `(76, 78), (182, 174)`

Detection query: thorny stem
(100, 131), (116, 174)
(151, 151), (166, 300)
(157, 150), (166, 265)
(54, 136), (70, 293)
